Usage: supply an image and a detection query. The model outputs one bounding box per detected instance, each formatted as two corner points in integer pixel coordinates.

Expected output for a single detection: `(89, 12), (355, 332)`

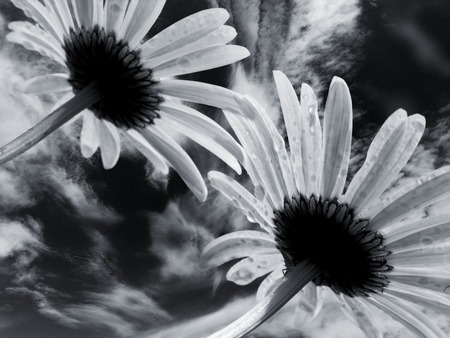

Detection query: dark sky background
(0, 1), (449, 337)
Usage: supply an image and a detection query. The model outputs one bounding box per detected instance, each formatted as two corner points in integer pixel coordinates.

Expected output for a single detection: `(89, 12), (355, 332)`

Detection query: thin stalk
(0, 82), (102, 165)
(208, 261), (320, 338)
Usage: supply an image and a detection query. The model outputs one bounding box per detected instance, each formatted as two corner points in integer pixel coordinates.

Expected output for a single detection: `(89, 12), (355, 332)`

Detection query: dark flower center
(63, 26), (162, 129)
(273, 194), (392, 297)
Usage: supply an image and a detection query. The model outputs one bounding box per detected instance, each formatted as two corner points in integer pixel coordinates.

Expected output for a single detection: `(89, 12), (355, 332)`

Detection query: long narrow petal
(7, 22), (65, 65)
(385, 281), (450, 315)
(92, 0), (104, 27)
(121, 0), (165, 47)
(201, 231), (278, 269)
(70, 0), (94, 29)
(153, 45), (249, 78)
(19, 73), (71, 94)
(296, 282), (319, 318)
(299, 83), (322, 197)
(388, 266), (450, 293)
(384, 214), (450, 249)
(273, 71), (305, 193)
(339, 295), (383, 338)
(158, 79), (242, 110)
(256, 269), (284, 301)
(320, 77), (353, 199)
(141, 8), (230, 60)
(208, 171), (275, 232)
(97, 119), (121, 169)
(388, 242), (450, 268)
(368, 294), (447, 338)
(139, 125), (207, 201)
(157, 101), (243, 173)
(123, 129), (169, 174)
(144, 26), (237, 69)
(345, 111), (425, 213)
(369, 166), (450, 231)
(104, 0), (128, 35)
(45, 0), (75, 34)
(80, 110), (100, 158)
(207, 262), (319, 338)
(10, 0), (63, 43)
(227, 253), (283, 285)
(0, 82), (101, 165)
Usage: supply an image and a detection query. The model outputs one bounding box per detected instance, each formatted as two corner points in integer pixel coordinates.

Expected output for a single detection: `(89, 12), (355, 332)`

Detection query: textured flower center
(273, 194), (392, 297)
(63, 26), (162, 129)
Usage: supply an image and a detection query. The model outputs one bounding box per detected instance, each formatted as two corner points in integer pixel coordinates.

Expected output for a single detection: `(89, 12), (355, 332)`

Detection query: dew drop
(420, 237), (433, 245)
(255, 185), (266, 200)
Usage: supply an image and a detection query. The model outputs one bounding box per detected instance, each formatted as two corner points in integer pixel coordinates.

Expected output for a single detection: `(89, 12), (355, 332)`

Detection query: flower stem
(0, 81), (102, 165)
(208, 261), (320, 338)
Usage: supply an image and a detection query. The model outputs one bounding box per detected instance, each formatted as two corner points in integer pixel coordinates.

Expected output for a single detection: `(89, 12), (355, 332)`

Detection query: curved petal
(139, 125), (207, 201)
(158, 79), (242, 110)
(226, 253), (283, 286)
(123, 129), (169, 174)
(345, 111), (425, 213)
(201, 230), (278, 269)
(207, 171), (275, 232)
(144, 25), (237, 69)
(370, 166), (450, 231)
(157, 101), (243, 173)
(256, 269), (284, 301)
(388, 243), (450, 268)
(80, 111), (100, 158)
(120, 0), (165, 46)
(7, 21), (65, 64)
(19, 73), (71, 94)
(70, 0), (94, 29)
(153, 45), (249, 78)
(97, 119), (121, 169)
(104, 0), (128, 35)
(141, 8), (230, 59)
(320, 77), (353, 199)
(388, 266), (450, 294)
(368, 294), (447, 338)
(273, 70), (305, 193)
(339, 295), (383, 338)
(45, 0), (75, 35)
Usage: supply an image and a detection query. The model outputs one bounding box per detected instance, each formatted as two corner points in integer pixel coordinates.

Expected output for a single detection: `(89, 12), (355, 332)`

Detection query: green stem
(0, 82), (102, 165)
(208, 261), (320, 338)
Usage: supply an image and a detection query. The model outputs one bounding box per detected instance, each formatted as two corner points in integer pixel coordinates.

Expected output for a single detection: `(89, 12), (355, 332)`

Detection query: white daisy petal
(19, 73), (70, 94)
(299, 83), (322, 197)
(368, 294), (447, 338)
(385, 281), (450, 315)
(345, 111), (425, 213)
(153, 45), (250, 78)
(370, 166), (450, 231)
(224, 100), (284, 209)
(7, 22), (66, 65)
(69, 0), (92, 29)
(92, 0), (104, 27)
(320, 77), (353, 199)
(139, 125), (207, 201)
(297, 282), (319, 317)
(256, 269), (284, 301)
(388, 243), (450, 268)
(158, 79), (242, 110)
(123, 129), (169, 174)
(385, 215), (450, 249)
(141, 8), (230, 60)
(11, 0), (63, 43)
(388, 267), (450, 293)
(273, 70), (305, 193)
(121, 0), (165, 47)
(144, 25), (237, 69)
(45, 0), (75, 34)
(80, 111), (100, 158)
(104, 0), (128, 35)
(157, 101), (243, 173)
(227, 253), (283, 286)
(201, 231), (278, 270)
(339, 295), (382, 338)
(207, 171), (275, 232)
(97, 119), (121, 169)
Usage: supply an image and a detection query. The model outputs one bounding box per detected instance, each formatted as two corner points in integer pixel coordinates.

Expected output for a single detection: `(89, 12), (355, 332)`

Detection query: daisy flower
(202, 71), (450, 337)
(2, 0), (250, 201)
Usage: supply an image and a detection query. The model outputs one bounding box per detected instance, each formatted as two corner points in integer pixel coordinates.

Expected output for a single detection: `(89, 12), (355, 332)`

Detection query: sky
(0, 0), (449, 337)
